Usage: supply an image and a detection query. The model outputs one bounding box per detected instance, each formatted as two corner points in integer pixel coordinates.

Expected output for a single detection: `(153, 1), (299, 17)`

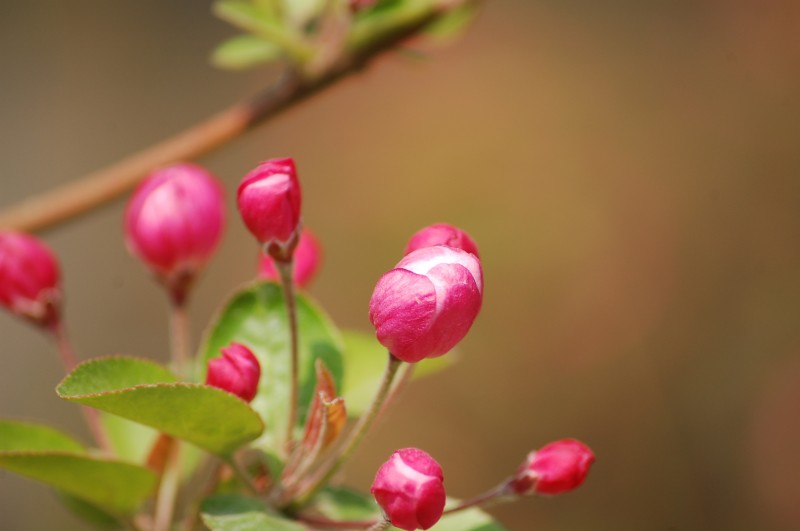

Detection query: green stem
(441, 483), (511, 516)
(226, 454), (261, 496)
(51, 323), (112, 453)
(288, 353), (403, 510)
(276, 259), (300, 453)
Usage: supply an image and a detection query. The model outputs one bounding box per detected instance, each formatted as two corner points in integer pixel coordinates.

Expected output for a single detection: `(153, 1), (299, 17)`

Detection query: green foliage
(0, 420), (156, 514)
(199, 281), (343, 453)
(340, 330), (453, 416)
(213, 34), (283, 70)
(57, 356), (264, 455)
(201, 495), (306, 530)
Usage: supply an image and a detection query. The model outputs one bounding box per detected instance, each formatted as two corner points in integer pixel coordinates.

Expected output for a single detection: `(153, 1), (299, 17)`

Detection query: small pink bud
(124, 163), (225, 302)
(0, 231), (61, 328)
(258, 229), (321, 288)
(509, 439), (595, 496)
(371, 448), (446, 531)
(205, 343), (261, 403)
(237, 158), (302, 260)
(369, 246), (483, 363)
(405, 223), (480, 258)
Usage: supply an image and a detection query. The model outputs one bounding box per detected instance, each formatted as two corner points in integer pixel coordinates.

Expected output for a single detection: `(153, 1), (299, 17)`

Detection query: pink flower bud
(0, 232), (61, 327)
(258, 229), (321, 288)
(205, 343), (261, 403)
(371, 448), (446, 531)
(237, 158), (302, 259)
(509, 439), (595, 496)
(405, 223), (480, 258)
(369, 246), (483, 363)
(124, 163), (225, 301)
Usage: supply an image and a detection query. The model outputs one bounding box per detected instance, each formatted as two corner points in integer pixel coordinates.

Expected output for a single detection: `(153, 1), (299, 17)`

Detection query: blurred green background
(2, 1), (800, 529)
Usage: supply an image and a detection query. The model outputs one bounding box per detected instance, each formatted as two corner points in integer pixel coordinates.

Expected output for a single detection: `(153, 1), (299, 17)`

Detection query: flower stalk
(276, 258), (301, 453)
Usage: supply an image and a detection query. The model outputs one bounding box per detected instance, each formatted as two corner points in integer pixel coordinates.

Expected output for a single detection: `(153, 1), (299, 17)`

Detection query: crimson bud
(0, 232), (61, 328)
(371, 448), (446, 531)
(405, 223), (479, 258)
(124, 163), (225, 302)
(369, 246), (483, 363)
(509, 439), (595, 496)
(237, 158), (302, 261)
(206, 343), (261, 403)
(258, 229), (321, 288)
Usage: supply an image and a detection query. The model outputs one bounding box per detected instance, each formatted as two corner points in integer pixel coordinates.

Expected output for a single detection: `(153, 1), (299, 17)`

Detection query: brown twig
(0, 2), (459, 233)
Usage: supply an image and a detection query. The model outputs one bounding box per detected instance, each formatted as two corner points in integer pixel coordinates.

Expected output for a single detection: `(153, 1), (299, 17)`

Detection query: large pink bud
(0, 232), (61, 328)
(369, 246), (483, 363)
(509, 439), (595, 496)
(205, 343), (261, 403)
(258, 228), (321, 288)
(124, 163), (225, 301)
(404, 223), (480, 258)
(237, 158), (302, 259)
(371, 448), (446, 531)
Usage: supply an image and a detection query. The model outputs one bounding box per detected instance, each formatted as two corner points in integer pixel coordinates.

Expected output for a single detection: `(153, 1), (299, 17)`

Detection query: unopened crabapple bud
(258, 229), (321, 288)
(405, 223), (480, 258)
(237, 158), (302, 261)
(371, 448), (446, 531)
(509, 439), (595, 496)
(369, 246), (483, 363)
(0, 231), (61, 328)
(124, 163), (225, 303)
(205, 343), (261, 403)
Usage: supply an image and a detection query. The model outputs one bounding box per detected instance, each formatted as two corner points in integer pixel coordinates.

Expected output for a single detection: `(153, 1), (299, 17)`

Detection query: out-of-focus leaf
(57, 356), (264, 455)
(201, 494), (306, 530)
(101, 412), (158, 464)
(312, 487), (508, 530)
(212, 34), (283, 70)
(58, 492), (123, 529)
(423, 2), (479, 43)
(340, 330), (453, 416)
(199, 281), (343, 454)
(0, 420), (156, 514)
(280, 0), (325, 27)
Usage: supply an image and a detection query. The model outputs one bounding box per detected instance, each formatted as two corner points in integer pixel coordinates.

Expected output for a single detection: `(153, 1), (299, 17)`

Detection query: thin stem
(170, 300), (190, 379)
(0, 1), (470, 234)
(288, 354), (403, 511)
(226, 454), (260, 496)
(276, 259), (300, 453)
(154, 440), (182, 531)
(50, 323), (112, 453)
(441, 483), (510, 516)
(366, 519), (392, 531)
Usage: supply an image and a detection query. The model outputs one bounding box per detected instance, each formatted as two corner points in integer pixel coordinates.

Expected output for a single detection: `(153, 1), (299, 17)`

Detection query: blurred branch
(0, 0), (475, 233)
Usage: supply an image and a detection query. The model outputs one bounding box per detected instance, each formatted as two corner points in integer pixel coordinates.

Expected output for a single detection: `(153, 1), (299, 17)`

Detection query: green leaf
(340, 330), (453, 416)
(58, 492), (124, 529)
(201, 495), (306, 530)
(0, 420), (156, 514)
(0, 419), (84, 453)
(280, 0), (325, 26)
(313, 487), (508, 530)
(57, 356), (264, 455)
(423, 2), (479, 43)
(199, 282), (344, 453)
(101, 413), (158, 463)
(212, 34), (283, 70)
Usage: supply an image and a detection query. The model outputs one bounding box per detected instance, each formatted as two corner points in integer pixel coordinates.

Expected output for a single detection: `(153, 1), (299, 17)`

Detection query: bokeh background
(2, 1), (800, 529)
